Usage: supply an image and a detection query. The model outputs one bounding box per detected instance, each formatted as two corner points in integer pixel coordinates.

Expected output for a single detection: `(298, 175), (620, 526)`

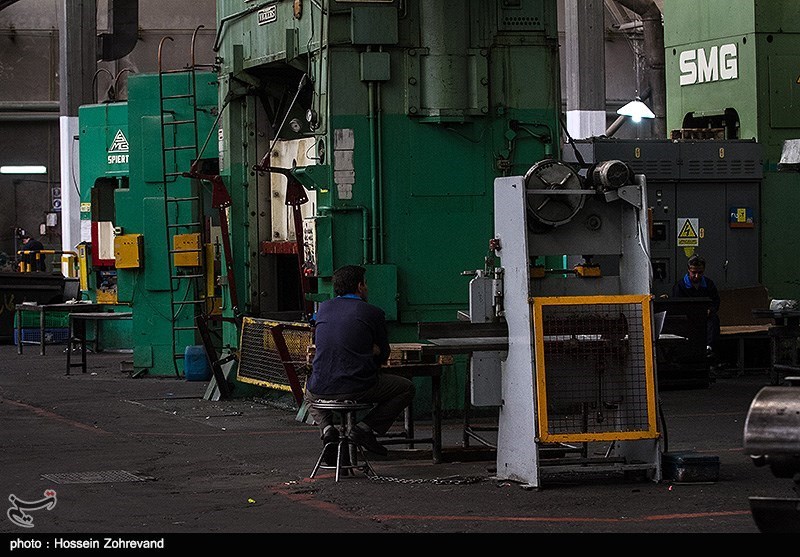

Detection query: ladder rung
(174, 326), (199, 331)
(166, 196), (200, 202)
(172, 300), (205, 305)
(174, 353), (186, 359)
(164, 145), (197, 152)
(167, 222), (202, 228)
(162, 93), (194, 100)
(161, 68), (194, 75)
(162, 120), (195, 126)
(170, 248), (203, 253)
(171, 274), (204, 279)
(164, 172), (185, 177)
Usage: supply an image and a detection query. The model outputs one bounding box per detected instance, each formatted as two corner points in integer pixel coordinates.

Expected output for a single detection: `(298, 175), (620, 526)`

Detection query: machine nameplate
(107, 129), (129, 165)
(257, 4), (277, 25)
(679, 43), (738, 86)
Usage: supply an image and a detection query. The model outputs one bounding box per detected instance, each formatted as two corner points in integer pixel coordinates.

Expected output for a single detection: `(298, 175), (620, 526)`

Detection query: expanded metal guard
(236, 318), (313, 404)
(532, 295), (658, 443)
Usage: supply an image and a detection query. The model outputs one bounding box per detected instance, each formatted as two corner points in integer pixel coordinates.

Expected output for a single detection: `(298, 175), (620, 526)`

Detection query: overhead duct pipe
(564, 0), (607, 139)
(59, 0), (98, 254)
(614, 0), (666, 138)
(97, 0), (139, 61)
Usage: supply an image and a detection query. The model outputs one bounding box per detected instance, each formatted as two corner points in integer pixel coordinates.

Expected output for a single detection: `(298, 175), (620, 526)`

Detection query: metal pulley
(524, 159), (587, 229)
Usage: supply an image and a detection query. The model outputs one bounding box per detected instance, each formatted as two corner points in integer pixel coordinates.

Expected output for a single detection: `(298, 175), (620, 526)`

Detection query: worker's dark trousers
(305, 373), (416, 437)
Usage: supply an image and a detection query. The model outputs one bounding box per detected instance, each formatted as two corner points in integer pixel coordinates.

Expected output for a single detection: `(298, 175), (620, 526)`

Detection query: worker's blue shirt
(307, 294), (390, 395)
(672, 273), (721, 314)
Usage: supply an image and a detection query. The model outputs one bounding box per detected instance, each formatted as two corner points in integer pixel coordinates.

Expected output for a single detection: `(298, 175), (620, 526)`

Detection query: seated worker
(304, 265), (415, 464)
(672, 254), (721, 355)
(20, 234), (47, 272)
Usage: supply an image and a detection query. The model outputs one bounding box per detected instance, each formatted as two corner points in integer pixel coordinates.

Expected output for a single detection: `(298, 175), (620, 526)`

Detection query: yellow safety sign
(677, 217), (699, 247)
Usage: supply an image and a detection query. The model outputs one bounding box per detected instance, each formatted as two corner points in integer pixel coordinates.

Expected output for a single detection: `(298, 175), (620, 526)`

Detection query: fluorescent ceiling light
(1, 165), (47, 175)
(617, 99), (655, 123)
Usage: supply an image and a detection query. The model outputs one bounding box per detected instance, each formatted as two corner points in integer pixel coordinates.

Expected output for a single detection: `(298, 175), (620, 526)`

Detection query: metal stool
(309, 400), (376, 482)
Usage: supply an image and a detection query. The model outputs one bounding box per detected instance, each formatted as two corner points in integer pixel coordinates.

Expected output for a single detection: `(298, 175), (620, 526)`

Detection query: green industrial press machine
(78, 63), (224, 377)
(77, 100), (133, 350)
(213, 0), (563, 408)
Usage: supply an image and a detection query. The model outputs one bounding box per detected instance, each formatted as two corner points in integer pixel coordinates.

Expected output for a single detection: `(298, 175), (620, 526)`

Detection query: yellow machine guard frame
(532, 294), (659, 444)
(236, 317), (312, 403)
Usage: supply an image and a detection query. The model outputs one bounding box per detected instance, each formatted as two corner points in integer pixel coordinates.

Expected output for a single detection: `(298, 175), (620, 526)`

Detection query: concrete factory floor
(0, 343), (793, 544)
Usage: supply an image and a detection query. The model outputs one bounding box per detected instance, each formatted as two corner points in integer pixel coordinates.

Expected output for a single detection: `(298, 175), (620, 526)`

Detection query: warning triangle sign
(108, 130), (129, 153)
(678, 219), (697, 238)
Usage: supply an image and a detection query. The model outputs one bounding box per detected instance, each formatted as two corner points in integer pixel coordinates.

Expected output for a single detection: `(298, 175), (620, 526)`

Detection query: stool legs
(309, 409), (375, 482)
(310, 439), (337, 479)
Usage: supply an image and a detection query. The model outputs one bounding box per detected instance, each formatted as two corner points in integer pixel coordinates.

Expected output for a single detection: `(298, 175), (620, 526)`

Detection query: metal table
(66, 312), (133, 375)
(752, 309), (800, 385)
(15, 303), (108, 356)
(381, 362), (444, 464)
(416, 322), (510, 452)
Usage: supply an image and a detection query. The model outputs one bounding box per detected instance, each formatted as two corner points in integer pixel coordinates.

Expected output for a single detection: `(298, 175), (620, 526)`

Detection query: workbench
(380, 361), (444, 464)
(424, 338), (508, 451)
(66, 312), (133, 375)
(416, 321), (509, 451)
(752, 309), (800, 385)
(15, 302), (109, 356)
(718, 324), (771, 374)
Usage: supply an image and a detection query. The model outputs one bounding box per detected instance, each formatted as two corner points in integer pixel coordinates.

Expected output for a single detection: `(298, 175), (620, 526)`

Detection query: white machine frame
(490, 170), (662, 488)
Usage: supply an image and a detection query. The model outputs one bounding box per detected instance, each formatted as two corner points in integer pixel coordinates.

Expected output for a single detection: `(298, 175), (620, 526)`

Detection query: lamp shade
(616, 99), (655, 123)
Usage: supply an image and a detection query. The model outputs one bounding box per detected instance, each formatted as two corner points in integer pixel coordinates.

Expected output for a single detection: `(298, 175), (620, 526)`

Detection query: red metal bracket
(182, 165), (240, 318)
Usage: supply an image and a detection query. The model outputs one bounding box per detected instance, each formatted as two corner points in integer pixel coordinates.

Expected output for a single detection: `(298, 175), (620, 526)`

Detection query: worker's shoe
(350, 427), (388, 456)
(321, 428), (341, 467)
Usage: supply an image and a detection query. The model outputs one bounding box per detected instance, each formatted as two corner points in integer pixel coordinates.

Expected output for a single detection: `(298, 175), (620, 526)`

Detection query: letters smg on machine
(679, 43), (738, 86)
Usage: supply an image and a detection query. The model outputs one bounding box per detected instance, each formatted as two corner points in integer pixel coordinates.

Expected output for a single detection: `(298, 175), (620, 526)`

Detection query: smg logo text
(679, 43), (738, 86)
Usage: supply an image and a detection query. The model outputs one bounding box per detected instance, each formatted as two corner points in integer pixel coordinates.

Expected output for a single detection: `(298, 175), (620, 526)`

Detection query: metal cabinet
(565, 139), (763, 297)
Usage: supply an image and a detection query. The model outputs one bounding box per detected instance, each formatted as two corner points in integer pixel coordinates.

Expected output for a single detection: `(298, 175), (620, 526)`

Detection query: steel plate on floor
(41, 470), (151, 484)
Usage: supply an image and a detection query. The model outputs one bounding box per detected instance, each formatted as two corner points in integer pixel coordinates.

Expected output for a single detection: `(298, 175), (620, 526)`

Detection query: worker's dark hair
(332, 265), (366, 296)
(688, 254), (706, 268)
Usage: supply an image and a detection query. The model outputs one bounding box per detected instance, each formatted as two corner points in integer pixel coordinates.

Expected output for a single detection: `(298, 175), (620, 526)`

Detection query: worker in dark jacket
(19, 234), (47, 272)
(672, 254), (720, 354)
(304, 265), (415, 463)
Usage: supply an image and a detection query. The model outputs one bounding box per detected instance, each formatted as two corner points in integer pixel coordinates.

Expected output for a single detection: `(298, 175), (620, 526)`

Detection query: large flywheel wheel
(524, 160), (586, 229)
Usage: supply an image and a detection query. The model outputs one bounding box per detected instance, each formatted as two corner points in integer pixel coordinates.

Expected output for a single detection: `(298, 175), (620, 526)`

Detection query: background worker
(672, 254), (721, 355)
(304, 265), (415, 463)
(19, 234), (47, 272)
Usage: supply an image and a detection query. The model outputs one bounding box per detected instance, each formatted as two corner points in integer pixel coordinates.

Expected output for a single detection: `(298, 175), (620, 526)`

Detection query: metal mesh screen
(535, 298), (654, 440)
(237, 318), (312, 393)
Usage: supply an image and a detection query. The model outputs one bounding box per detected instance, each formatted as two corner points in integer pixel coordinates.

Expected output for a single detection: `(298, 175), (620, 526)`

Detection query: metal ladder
(157, 29), (212, 376)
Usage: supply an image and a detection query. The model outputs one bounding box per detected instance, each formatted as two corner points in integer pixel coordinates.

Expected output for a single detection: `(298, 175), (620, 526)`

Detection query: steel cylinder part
(419, 0), (469, 113)
(743, 386), (800, 479)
